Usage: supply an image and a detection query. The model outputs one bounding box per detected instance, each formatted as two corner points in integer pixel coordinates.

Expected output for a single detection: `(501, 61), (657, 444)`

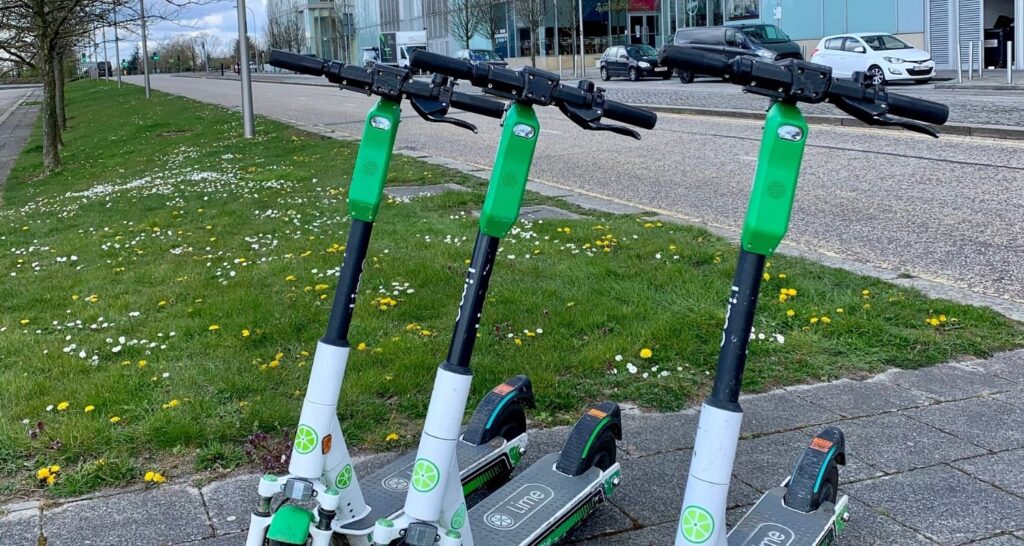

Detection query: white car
(809, 33), (935, 85)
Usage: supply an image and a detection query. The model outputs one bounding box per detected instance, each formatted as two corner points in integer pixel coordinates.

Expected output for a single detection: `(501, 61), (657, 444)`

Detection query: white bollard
(1010, 42), (1015, 84)
(968, 41), (974, 80)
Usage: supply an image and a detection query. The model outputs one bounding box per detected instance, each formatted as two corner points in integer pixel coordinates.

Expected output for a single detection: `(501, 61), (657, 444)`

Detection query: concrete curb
(640, 104), (1024, 141)
(934, 83), (1024, 91)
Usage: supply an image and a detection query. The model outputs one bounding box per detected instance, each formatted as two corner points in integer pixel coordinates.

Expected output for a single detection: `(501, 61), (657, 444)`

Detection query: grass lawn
(1, 81), (1020, 498)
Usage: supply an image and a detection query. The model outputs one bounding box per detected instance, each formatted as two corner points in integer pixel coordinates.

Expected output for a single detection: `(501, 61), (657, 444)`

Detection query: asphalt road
(126, 75), (1024, 305)
(0, 87), (29, 114)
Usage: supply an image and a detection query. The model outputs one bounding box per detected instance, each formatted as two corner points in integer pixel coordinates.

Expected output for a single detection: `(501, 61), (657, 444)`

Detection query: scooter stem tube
(676, 102), (806, 546)
(402, 103), (539, 527)
(287, 98), (400, 494)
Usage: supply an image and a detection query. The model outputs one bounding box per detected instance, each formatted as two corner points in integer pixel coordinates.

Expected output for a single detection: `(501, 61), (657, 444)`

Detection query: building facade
(273, 0), (1020, 70)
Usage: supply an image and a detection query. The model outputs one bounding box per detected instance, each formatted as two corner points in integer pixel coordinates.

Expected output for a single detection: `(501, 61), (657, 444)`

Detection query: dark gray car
(671, 24), (802, 83)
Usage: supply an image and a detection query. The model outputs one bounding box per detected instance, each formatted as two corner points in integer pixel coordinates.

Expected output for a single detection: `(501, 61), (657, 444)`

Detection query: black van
(671, 24), (802, 83)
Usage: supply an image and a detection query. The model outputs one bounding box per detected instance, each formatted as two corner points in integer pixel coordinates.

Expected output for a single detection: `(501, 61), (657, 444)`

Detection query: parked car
(732, 23), (803, 59)
(670, 24), (800, 83)
(454, 49), (508, 68)
(809, 33), (935, 84)
(599, 44), (671, 81)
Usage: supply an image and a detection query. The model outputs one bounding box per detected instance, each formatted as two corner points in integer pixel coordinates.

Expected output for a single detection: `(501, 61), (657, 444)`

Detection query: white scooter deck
(466, 452), (617, 546)
(334, 433), (525, 534)
(728, 488), (849, 546)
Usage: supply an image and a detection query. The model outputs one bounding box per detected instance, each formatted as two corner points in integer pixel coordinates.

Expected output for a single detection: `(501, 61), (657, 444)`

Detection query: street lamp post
(236, 0), (255, 138)
(113, 3), (122, 87)
(140, 0), (151, 97)
(578, 0), (585, 78)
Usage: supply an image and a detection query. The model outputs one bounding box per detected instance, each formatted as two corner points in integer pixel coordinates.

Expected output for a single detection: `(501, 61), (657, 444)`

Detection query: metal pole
(140, 0), (151, 97)
(968, 41), (973, 80)
(237, 0), (255, 138)
(1009, 41), (1015, 84)
(102, 26), (109, 80)
(555, 0), (561, 76)
(113, 4), (122, 87)
(978, 40), (983, 77)
(674, 0), (678, 34)
(956, 41), (963, 83)
(579, 0), (585, 78)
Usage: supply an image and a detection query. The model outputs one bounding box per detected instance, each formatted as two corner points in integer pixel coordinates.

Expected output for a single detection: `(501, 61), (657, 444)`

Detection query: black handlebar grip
(658, 45), (730, 77)
(409, 50), (475, 80)
(268, 49), (326, 77)
(885, 93), (949, 126)
(450, 91), (506, 119)
(602, 100), (658, 130)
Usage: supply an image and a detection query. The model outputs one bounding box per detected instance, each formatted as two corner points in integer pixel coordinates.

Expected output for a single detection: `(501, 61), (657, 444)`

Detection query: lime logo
(680, 505), (714, 544)
(335, 464), (354, 489)
(739, 523), (795, 546)
(450, 503), (467, 529)
(293, 425), (318, 455)
(411, 459), (440, 492)
(483, 484), (554, 531)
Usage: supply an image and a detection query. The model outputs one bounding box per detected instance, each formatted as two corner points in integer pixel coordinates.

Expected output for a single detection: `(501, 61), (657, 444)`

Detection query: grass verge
(1, 81), (1020, 497)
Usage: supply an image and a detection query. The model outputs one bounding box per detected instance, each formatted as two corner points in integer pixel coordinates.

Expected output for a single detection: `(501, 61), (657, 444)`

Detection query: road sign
(687, 0), (699, 15)
(151, 53), (160, 61)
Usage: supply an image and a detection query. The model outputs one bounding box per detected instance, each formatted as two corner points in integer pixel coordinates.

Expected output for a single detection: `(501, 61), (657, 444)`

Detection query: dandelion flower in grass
(762, 272), (771, 281)
(84, 405), (95, 413)
(419, 330), (432, 336)
(208, 324), (220, 331)
(385, 433), (400, 442)
(639, 348), (653, 359)
(71, 294), (79, 301)
(57, 401), (70, 411)
(268, 360), (280, 368)
(19, 319), (29, 325)
(162, 399), (180, 409)
(36, 467), (51, 480)
(809, 317), (819, 324)
(241, 329), (251, 337)
(786, 309), (795, 317)
(109, 416), (121, 423)
(285, 275), (297, 282)
(821, 316), (832, 324)
(356, 342), (367, 351)
(513, 338), (523, 346)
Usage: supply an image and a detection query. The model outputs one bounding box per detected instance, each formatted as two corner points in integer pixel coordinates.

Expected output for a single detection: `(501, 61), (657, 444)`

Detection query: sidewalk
(934, 69), (1024, 91)
(0, 88), (40, 199)
(4, 349), (1023, 545)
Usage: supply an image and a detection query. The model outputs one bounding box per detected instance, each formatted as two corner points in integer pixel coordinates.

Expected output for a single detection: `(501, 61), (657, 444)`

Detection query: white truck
(363, 31), (427, 69)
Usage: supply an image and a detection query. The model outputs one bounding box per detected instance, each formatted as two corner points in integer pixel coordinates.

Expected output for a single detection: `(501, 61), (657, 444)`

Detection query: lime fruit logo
(450, 503), (467, 529)
(411, 458), (440, 492)
(335, 464), (354, 489)
(293, 425), (319, 455)
(680, 505), (714, 544)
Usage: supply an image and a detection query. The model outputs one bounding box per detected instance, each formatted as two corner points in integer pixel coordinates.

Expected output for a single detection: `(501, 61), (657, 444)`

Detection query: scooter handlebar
(658, 45), (730, 77)
(409, 50), (475, 80)
(450, 91), (506, 119)
(826, 79), (949, 125)
(602, 99), (658, 130)
(268, 49), (327, 77)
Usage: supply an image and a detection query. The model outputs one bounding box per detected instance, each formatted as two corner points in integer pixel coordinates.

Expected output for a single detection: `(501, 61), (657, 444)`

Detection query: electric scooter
(247, 50), (539, 546)
(657, 47), (950, 546)
(369, 51), (658, 546)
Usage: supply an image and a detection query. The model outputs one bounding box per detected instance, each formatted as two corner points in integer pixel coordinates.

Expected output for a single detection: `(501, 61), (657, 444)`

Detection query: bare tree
(478, 0), (506, 53)
(512, 0), (545, 65)
(555, 0), (578, 64)
(448, 0), (483, 49)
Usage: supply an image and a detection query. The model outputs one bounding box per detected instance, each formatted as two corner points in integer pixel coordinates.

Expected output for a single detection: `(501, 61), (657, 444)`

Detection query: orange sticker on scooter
(322, 434), (333, 455)
(587, 408), (608, 420)
(809, 437), (833, 453)
(492, 384), (514, 396)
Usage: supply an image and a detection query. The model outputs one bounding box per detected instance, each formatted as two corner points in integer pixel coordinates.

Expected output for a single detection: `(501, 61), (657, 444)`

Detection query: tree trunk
(40, 43), (61, 171)
(54, 50), (66, 135)
(530, 27), (537, 66)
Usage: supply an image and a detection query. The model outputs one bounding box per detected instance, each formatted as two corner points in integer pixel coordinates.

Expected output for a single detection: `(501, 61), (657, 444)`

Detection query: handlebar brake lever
(408, 95), (479, 133)
(558, 102), (640, 139)
(831, 96), (938, 138)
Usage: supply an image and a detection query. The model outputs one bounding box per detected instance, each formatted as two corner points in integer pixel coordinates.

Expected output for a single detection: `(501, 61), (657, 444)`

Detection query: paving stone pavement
(3, 349), (1023, 545)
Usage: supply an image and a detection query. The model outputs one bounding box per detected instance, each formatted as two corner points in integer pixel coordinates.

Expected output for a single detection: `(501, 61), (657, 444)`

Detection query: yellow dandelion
(109, 416), (122, 423)
(84, 405), (95, 413)
(786, 309), (795, 317)
(285, 275), (297, 282)
(19, 318), (29, 325)
(356, 342), (367, 351)
(639, 348), (653, 359)
(208, 324), (220, 331)
(242, 329), (251, 337)
(821, 316), (832, 324)
(56, 401), (70, 411)
(385, 432), (400, 442)
(809, 317), (819, 324)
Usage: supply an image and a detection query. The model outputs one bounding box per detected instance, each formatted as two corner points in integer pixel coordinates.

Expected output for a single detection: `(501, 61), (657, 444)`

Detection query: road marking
(540, 129), (562, 134)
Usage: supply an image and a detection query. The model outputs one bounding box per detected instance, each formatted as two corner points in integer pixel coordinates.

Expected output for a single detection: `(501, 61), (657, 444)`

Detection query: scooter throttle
(658, 45), (730, 77)
(450, 91), (506, 119)
(602, 100), (657, 130)
(268, 49), (327, 77)
(409, 50), (475, 80)
(827, 80), (949, 125)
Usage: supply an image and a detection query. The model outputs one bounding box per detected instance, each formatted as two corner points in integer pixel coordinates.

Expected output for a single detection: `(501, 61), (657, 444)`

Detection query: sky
(93, 0), (269, 62)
